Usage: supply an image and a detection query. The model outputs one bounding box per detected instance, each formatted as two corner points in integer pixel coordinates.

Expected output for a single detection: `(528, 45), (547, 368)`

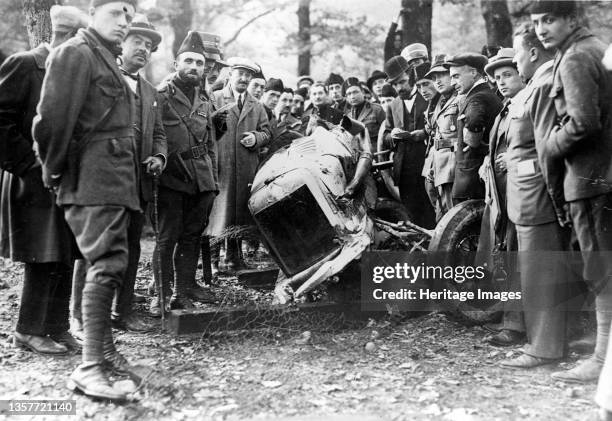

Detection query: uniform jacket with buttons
(158, 80), (217, 195)
(33, 27), (140, 211)
(452, 81), (502, 200)
(425, 91), (459, 187)
(544, 27), (612, 202)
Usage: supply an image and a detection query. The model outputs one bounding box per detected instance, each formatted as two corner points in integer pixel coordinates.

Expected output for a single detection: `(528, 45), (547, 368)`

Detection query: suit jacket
(137, 77), (167, 203)
(383, 93), (428, 185)
(33, 28), (140, 211)
(348, 101), (386, 150)
(545, 27), (612, 201)
(207, 86), (271, 235)
(452, 81), (502, 200)
(158, 80), (217, 195)
(0, 45), (76, 264)
(506, 61), (557, 226)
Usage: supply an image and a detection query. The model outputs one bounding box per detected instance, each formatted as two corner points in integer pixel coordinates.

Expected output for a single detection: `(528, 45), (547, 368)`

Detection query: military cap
(412, 61), (432, 83)
(127, 14), (162, 50)
(444, 53), (488, 74)
(227, 56), (259, 73)
(529, 0), (577, 16)
(176, 31), (205, 58)
(297, 75), (314, 88)
(325, 72), (344, 87)
(380, 84), (398, 98)
(401, 43), (429, 63)
(366, 70), (387, 90)
(294, 87), (308, 99)
(384, 55), (410, 83)
(341, 77), (362, 96)
(484, 48), (516, 78)
(264, 78), (284, 93)
(425, 54), (449, 78)
(252, 65), (265, 81)
(90, 0), (137, 9)
(50, 5), (88, 33)
(198, 32), (228, 66)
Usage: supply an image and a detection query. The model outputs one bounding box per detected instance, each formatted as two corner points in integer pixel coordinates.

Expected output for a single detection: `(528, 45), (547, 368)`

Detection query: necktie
(120, 68), (139, 81)
(238, 94), (244, 112)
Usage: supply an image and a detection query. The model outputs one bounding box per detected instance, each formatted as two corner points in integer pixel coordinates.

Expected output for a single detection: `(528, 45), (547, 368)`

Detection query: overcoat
(0, 45), (76, 264)
(32, 28), (140, 211)
(206, 86), (270, 235)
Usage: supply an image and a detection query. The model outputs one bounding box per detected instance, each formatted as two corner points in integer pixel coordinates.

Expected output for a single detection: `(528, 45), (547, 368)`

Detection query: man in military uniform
(33, 0), (139, 402)
(207, 57), (271, 270)
(382, 55), (435, 229)
(420, 55), (459, 221)
(445, 53), (502, 202)
(528, 0), (612, 385)
(0, 5), (86, 356)
(152, 32), (218, 312)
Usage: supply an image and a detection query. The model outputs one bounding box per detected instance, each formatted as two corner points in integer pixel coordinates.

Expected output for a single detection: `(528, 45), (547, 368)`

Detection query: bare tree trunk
(400, 0), (433, 55)
(297, 0), (311, 76)
(167, 0), (193, 56)
(22, 0), (58, 48)
(481, 0), (512, 48)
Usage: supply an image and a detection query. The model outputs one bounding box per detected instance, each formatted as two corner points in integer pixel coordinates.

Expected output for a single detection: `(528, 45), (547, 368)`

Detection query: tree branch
(223, 8), (276, 47)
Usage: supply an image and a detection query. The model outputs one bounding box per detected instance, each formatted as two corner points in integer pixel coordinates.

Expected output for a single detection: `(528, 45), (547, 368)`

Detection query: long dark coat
(206, 85), (270, 235)
(0, 45), (76, 264)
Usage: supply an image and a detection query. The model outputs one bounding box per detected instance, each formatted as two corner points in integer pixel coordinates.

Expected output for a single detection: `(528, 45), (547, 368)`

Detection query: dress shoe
(551, 357), (603, 384)
(500, 353), (560, 369)
(13, 332), (68, 355)
(50, 331), (82, 353)
(169, 295), (195, 310)
(112, 314), (152, 333)
(67, 362), (127, 402)
(104, 349), (140, 382)
(483, 322), (504, 333)
(484, 329), (525, 347)
(132, 292), (147, 303)
(149, 296), (170, 318)
(184, 286), (216, 303)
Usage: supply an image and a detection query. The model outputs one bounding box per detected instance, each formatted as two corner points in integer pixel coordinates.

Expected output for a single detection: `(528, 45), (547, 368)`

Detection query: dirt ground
(0, 238), (602, 421)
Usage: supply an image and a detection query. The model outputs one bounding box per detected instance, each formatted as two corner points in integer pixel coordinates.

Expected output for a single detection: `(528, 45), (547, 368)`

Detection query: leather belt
(180, 144), (208, 160)
(434, 138), (455, 150)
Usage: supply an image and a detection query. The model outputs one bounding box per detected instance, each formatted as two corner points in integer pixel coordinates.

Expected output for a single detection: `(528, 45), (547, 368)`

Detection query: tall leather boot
(171, 240), (199, 309)
(68, 282), (126, 402)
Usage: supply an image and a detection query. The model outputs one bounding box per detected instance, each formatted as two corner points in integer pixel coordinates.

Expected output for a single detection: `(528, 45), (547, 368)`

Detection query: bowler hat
(127, 14), (162, 50)
(227, 57), (259, 73)
(401, 43), (429, 63)
(366, 70), (386, 90)
(529, 0), (577, 16)
(176, 31), (205, 58)
(425, 54), (449, 78)
(384, 55), (410, 83)
(325, 72), (344, 87)
(380, 84), (398, 98)
(264, 78), (284, 93)
(49, 5), (88, 34)
(341, 77), (362, 96)
(484, 48), (516, 78)
(444, 53), (488, 74)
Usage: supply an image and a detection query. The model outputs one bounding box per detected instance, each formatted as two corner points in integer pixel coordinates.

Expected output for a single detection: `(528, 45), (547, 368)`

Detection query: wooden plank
(166, 301), (378, 335)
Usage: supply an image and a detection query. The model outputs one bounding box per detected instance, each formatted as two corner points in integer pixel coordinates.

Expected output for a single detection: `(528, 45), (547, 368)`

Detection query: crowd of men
(0, 0), (611, 417)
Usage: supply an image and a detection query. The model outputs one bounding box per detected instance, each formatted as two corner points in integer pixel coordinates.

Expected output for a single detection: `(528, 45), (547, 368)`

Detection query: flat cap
(529, 0), (577, 16)
(50, 5), (88, 33)
(444, 53), (488, 73)
(227, 56), (259, 73)
(401, 43), (429, 63)
(484, 47), (516, 78)
(127, 14), (162, 50)
(325, 72), (344, 86)
(366, 69), (386, 90)
(264, 78), (284, 93)
(425, 54), (449, 78)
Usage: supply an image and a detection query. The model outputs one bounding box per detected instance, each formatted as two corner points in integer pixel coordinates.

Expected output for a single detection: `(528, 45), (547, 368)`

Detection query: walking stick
(152, 175), (166, 330)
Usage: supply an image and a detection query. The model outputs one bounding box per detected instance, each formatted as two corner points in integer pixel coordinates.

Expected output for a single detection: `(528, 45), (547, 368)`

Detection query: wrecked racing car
(248, 117), (491, 322)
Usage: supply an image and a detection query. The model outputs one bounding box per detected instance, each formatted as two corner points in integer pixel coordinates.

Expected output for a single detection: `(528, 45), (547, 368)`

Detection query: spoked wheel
(428, 199), (501, 324)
